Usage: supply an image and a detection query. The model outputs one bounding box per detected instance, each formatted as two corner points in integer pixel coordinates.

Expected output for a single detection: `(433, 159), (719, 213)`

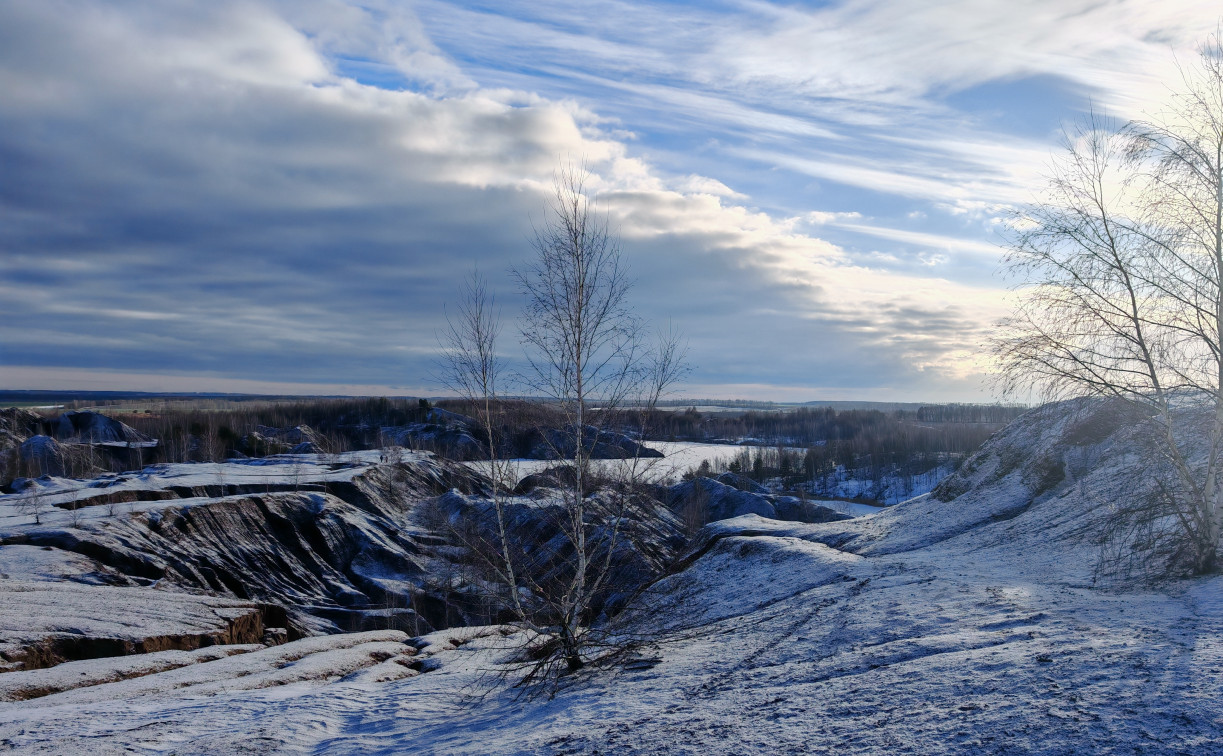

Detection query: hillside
(0, 399), (1220, 754)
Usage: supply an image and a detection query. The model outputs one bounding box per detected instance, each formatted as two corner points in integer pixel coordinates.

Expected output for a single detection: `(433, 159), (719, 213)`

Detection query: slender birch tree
(437, 269), (536, 628)
(440, 165), (687, 680)
(996, 37), (1223, 574)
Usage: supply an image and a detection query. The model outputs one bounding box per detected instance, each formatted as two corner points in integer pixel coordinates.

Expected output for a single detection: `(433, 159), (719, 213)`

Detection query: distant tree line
(5, 398), (1025, 498)
(666, 404), (1028, 497)
(640, 404), (1023, 446)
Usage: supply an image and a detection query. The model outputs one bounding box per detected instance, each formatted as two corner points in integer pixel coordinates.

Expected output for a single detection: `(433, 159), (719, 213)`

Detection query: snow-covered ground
(803, 462), (959, 505)
(0, 451), (393, 530)
(461, 440), (749, 486)
(1, 402), (1220, 754)
(2, 506), (1217, 754)
(816, 499), (885, 517)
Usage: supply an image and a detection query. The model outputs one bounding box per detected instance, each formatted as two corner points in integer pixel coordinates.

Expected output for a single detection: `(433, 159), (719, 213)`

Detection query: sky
(1, 0), (1220, 402)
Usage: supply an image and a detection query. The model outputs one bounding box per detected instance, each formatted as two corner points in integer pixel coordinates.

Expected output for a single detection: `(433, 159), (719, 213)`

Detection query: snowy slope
(0, 448), (686, 670)
(0, 452), (493, 638)
(0, 578), (273, 674)
(0, 399), (1221, 754)
(3, 521), (1217, 754)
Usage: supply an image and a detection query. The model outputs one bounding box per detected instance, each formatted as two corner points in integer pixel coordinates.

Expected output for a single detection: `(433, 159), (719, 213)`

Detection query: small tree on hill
(17, 482), (49, 525)
(439, 165), (687, 682)
(515, 165), (682, 671)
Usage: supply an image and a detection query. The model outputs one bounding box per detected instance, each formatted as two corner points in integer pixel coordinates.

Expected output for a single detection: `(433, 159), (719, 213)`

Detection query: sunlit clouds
(0, 0), (1218, 400)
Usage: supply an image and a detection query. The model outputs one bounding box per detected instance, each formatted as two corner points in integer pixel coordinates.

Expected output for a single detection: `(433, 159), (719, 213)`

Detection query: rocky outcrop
(237, 430), (279, 457)
(1, 409), (49, 487)
(0, 449), (688, 642)
(512, 465), (579, 495)
(2, 455), (493, 638)
(0, 441), (850, 680)
(238, 425), (328, 457)
(667, 477), (776, 522)
(713, 471), (769, 494)
(0, 408), (42, 438)
(382, 409), (663, 462)
(47, 411), (152, 446)
(526, 425), (664, 461)
(380, 419), (484, 461)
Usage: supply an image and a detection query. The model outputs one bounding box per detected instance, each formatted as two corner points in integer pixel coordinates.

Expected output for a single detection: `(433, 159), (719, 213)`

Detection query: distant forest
(641, 404), (1026, 490)
(4, 396), (1026, 494)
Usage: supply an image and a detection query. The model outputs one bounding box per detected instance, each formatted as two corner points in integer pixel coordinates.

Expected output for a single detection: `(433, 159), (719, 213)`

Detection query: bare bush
(16, 483), (49, 525)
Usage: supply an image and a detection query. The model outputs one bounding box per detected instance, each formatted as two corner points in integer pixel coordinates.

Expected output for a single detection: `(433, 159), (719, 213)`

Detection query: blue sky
(0, 0), (1219, 401)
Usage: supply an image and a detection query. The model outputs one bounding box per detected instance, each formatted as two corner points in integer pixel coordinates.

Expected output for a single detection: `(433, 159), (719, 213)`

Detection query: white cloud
(698, 0), (1219, 116)
(834, 223), (1002, 258)
(676, 175), (747, 199)
(20, 0), (1213, 399)
(404, 0), (1223, 235)
(806, 211), (863, 225)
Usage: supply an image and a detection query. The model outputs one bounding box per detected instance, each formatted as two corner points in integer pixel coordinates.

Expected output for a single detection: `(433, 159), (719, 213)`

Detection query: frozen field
(460, 440), (750, 486)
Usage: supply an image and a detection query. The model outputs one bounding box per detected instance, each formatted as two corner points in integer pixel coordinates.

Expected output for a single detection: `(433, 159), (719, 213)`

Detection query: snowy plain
(459, 440), (749, 486)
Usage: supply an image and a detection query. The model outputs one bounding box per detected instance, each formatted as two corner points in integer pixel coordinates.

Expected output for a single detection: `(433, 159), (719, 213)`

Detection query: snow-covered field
(461, 440), (749, 485)
(1, 402), (1221, 754)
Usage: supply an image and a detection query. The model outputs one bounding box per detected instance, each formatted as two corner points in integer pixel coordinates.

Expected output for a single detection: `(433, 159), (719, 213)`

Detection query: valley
(0, 399), (1219, 753)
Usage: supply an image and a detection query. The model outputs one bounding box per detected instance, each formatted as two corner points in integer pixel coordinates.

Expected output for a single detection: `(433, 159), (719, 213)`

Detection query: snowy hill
(0, 399), (1221, 753)
(0, 452), (492, 640)
(0, 448), (691, 667)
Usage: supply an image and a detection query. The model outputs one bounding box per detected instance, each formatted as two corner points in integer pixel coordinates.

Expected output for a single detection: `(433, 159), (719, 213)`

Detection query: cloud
(14, 0), (1207, 401)
(0, 365), (430, 396)
(806, 211), (863, 226)
(676, 175), (747, 200)
(832, 224), (1001, 258)
(406, 1), (1222, 222)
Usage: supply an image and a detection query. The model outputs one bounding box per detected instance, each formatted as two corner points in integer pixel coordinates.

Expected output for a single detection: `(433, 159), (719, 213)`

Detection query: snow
(814, 499), (884, 517)
(0, 644), (264, 702)
(0, 402), (1221, 753)
(5, 526), (1217, 754)
(0, 544), (109, 583)
(0, 451), (400, 532)
(0, 580), (264, 672)
(462, 440), (750, 486)
(0, 631), (412, 711)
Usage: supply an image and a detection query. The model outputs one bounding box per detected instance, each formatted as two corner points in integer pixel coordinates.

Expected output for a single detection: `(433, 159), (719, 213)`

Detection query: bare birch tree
(514, 165), (646, 671)
(996, 38), (1223, 574)
(17, 481), (49, 525)
(439, 166), (687, 682)
(436, 269), (536, 630)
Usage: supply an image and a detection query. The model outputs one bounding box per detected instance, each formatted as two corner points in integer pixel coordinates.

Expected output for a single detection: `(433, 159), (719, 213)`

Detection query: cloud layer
(1, 0), (1216, 400)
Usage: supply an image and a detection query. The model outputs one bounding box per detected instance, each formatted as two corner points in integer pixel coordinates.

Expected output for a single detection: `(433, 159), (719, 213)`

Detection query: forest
(653, 404), (1025, 493)
(3, 396), (1025, 502)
